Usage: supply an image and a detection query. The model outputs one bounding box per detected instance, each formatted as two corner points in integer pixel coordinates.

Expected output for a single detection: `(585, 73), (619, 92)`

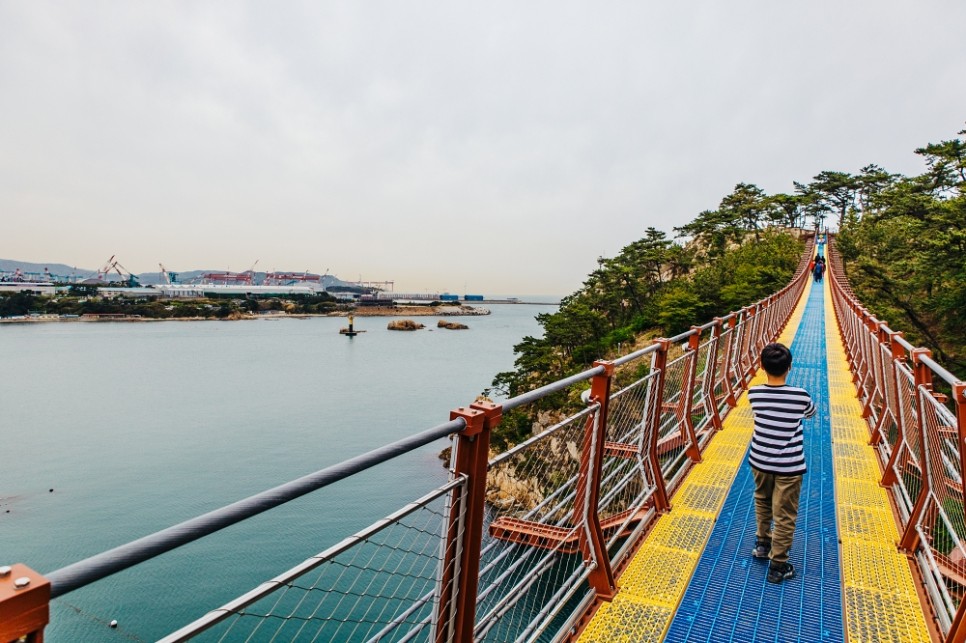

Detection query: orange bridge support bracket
(0, 564), (50, 643)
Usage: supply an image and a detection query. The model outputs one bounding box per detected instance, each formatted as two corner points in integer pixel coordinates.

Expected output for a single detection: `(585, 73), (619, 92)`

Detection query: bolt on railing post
(437, 401), (501, 643)
(947, 383), (966, 643)
(648, 339), (673, 512)
(0, 564), (50, 643)
(899, 348), (934, 552)
(572, 361), (617, 600)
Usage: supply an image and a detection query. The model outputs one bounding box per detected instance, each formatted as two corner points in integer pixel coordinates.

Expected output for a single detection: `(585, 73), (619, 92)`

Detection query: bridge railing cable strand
(827, 238), (966, 643)
(1, 237), (814, 643)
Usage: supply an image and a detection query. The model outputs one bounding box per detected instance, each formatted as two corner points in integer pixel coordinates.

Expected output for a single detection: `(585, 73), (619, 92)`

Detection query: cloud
(1, 0), (964, 295)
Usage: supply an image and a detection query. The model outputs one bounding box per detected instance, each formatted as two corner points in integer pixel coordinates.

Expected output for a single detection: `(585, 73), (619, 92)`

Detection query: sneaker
(752, 538), (771, 559)
(767, 562), (795, 584)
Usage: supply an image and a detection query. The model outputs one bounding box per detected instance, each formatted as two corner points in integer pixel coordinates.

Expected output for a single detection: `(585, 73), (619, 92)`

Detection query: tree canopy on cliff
(835, 127), (965, 376)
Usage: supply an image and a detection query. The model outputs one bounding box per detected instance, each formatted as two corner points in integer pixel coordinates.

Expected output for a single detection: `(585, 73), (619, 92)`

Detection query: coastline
(0, 304), (491, 324)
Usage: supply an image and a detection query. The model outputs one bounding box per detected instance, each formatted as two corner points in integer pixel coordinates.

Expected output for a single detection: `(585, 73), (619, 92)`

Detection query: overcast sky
(1, 1), (963, 295)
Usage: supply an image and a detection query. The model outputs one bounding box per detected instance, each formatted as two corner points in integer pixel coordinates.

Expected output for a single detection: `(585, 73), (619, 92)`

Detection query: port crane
(96, 256), (140, 287)
(158, 263), (179, 284)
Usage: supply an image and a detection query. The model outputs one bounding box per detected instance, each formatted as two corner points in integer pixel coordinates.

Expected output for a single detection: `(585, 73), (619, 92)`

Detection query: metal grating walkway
(579, 267), (933, 641)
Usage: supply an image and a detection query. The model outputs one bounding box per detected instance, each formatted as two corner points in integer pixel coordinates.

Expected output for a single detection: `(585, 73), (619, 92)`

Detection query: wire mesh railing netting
(600, 371), (660, 553)
(476, 405), (592, 641)
(713, 324), (736, 409)
(163, 481), (465, 643)
(691, 335), (722, 449)
(655, 351), (693, 490)
(893, 368), (923, 523)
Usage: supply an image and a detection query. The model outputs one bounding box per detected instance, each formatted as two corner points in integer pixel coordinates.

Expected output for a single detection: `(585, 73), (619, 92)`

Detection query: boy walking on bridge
(747, 342), (816, 583)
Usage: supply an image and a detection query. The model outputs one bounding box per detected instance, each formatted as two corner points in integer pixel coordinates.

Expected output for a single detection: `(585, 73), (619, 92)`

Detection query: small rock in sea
(437, 320), (468, 330)
(387, 320), (424, 331)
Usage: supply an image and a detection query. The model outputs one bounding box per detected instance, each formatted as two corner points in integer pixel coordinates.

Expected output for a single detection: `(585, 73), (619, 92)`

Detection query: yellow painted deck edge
(577, 278), (813, 642)
(824, 279), (933, 642)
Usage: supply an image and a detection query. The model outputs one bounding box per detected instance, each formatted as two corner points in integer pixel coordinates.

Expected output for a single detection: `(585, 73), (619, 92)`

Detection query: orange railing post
(648, 339), (673, 512)
(706, 319), (725, 432)
(0, 564), (50, 643)
(572, 361), (618, 600)
(437, 401), (501, 643)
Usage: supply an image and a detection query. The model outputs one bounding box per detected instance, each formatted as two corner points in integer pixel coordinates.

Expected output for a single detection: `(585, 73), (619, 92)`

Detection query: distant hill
(0, 258), (93, 280)
(0, 258), (354, 289)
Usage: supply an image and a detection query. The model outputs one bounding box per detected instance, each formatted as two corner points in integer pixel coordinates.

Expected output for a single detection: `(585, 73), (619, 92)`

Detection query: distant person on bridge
(747, 342), (816, 584)
(813, 257), (825, 283)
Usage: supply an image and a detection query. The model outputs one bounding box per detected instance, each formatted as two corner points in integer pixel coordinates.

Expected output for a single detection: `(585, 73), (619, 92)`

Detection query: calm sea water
(0, 302), (553, 642)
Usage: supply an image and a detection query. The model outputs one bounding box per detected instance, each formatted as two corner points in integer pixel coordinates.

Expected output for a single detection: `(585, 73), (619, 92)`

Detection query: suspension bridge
(3, 234), (965, 642)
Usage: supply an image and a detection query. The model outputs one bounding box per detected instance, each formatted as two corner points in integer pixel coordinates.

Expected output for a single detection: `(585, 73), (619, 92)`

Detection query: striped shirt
(747, 384), (816, 475)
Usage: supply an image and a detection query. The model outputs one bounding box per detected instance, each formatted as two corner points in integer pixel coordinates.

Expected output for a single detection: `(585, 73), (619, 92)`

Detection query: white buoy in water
(110, 620), (118, 628)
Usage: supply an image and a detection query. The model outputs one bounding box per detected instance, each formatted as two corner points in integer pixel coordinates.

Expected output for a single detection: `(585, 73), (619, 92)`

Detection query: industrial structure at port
(0, 257), (484, 302)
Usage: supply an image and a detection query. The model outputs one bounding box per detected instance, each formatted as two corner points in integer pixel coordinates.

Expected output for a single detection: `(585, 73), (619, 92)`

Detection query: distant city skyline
(2, 2), (964, 296)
